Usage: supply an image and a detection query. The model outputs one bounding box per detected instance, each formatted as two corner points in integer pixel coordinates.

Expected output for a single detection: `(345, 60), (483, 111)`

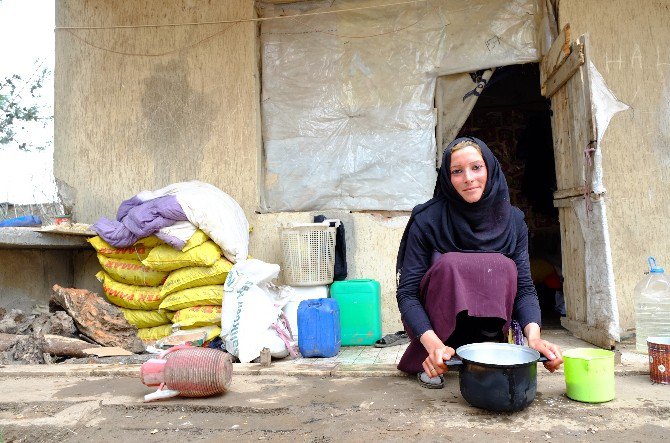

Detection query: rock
(0, 332), (46, 365)
(0, 309), (31, 335)
(32, 311), (78, 338)
(50, 285), (145, 354)
(31, 304), (50, 315)
(0, 316), (18, 335)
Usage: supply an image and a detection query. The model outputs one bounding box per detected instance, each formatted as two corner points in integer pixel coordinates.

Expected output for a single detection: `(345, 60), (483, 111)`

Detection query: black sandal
(373, 330), (410, 348)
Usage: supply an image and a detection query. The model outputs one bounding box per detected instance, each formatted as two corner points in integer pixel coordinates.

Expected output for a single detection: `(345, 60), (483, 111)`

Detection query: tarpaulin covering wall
(259, 0), (545, 211)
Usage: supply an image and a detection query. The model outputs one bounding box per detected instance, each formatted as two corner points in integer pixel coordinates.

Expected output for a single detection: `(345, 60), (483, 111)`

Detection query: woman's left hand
(528, 337), (563, 372)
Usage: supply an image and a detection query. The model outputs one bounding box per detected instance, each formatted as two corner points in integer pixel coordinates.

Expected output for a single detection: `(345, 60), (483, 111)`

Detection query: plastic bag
(220, 259), (296, 362)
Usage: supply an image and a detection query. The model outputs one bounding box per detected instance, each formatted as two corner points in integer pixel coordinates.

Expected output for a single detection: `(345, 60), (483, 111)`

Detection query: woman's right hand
(419, 330), (455, 377)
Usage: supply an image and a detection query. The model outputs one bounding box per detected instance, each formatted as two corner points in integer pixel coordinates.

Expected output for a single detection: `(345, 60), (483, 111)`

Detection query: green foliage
(0, 69), (50, 151)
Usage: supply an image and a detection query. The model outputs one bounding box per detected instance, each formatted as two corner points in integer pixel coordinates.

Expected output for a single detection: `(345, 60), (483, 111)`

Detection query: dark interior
(456, 63), (564, 328)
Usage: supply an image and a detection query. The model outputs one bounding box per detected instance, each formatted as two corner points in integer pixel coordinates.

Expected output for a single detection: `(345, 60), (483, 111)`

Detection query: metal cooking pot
(446, 342), (548, 412)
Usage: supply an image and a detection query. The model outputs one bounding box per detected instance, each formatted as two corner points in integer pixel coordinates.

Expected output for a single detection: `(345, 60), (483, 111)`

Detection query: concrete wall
(55, 0), (262, 222)
(54, 0), (408, 332)
(0, 250), (74, 311)
(557, 0), (670, 332)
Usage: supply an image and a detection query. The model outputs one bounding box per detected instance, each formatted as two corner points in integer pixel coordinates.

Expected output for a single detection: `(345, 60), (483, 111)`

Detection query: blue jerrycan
(297, 298), (340, 358)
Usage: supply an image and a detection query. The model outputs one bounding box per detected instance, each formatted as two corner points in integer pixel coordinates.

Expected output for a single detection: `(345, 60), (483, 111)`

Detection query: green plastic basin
(563, 348), (615, 403)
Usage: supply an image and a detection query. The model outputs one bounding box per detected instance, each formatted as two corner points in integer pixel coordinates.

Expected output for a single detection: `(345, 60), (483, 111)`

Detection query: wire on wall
(56, 0), (430, 56)
(55, 0), (428, 30)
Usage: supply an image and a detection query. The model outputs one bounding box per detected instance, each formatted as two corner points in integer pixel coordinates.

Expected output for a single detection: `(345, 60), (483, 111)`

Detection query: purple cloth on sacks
(397, 252), (517, 374)
(92, 195), (188, 247)
(116, 195), (144, 221)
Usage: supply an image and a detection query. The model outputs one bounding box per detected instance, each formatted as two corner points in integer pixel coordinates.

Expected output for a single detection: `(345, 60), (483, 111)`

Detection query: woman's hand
(524, 323), (563, 372)
(419, 330), (455, 377)
(528, 337), (563, 372)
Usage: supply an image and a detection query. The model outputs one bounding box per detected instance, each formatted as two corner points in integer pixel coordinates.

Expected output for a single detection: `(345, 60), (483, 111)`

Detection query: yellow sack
(160, 258), (234, 297)
(97, 254), (168, 287)
(172, 305), (222, 328)
(119, 308), (173, 328)
(182, 229), (209, 252)
(137, 324), (174, 341)
(88, 236), (153, 261)
(136, 236), (164, 247)
(159, 285), (224, 311)
(142, 241), (221, 272)
(96, 271), (165, 310)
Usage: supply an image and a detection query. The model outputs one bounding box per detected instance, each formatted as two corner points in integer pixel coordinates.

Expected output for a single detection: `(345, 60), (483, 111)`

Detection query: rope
(63, 23), (239, 57)
(55, 0), (428, 30)
(59, 1), (429, 56)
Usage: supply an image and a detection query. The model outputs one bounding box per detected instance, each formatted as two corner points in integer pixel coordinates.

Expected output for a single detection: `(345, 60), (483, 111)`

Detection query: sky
(0, 0), (57, 204)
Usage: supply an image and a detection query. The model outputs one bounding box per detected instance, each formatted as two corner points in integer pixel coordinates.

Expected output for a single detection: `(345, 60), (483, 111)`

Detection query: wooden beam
(553, 186), (586, 201)
(542, 40), (584, 98)
(0, 332), (102, 357)
(540, 23), (571, 86)
(553, 192), (603, 208)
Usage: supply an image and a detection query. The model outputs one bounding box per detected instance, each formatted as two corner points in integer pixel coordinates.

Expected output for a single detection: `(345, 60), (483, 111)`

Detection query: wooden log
(51, 285), (145, 353)
(44, 334), (101, 357)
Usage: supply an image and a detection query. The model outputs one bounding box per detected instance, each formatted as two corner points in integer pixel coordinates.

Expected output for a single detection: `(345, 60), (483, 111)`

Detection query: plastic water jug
(330, 279), (382, 346)
(297, 298), (340, 357)
(140, 345), (233, 401)
(634, 257), (670, 354)
(282, 285), (329, 340)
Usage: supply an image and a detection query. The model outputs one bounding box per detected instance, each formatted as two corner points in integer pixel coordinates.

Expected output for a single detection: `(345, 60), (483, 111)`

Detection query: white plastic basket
(280, 219), (340, 286)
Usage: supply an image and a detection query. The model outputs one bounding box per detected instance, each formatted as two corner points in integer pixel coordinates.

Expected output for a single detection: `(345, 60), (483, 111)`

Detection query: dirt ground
(0, 369), (668, 442)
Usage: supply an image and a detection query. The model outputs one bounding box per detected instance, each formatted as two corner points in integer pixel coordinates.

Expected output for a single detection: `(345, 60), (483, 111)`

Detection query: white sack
(136, 181), (249, 263)
(220, 259), (295, 363)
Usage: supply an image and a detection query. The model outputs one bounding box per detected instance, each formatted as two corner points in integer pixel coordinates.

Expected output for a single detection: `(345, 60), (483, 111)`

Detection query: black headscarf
(396, 136), (520, 275)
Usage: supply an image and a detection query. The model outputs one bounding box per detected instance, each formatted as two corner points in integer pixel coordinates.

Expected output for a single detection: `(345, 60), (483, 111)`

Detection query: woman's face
(449, 146), (488, 203)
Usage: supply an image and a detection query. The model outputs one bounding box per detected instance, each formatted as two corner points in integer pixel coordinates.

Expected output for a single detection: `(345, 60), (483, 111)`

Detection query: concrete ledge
(0, 360), (648, 378)
(0, 227), (92, 249)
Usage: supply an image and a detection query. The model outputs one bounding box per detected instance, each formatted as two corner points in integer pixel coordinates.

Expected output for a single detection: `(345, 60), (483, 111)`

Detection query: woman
(396, 136), (563, 388)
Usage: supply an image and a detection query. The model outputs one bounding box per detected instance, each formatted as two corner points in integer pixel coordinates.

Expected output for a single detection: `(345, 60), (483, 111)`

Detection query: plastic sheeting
(574, 198), (621, 342)
(259, 0), (545, 211)
(435, 69), (495, 167)
(588, 61), (630, 195)
(575, 61), (628, 342)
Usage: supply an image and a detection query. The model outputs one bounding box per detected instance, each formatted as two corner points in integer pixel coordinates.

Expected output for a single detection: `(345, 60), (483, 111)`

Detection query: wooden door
(541, 25), (618, 348)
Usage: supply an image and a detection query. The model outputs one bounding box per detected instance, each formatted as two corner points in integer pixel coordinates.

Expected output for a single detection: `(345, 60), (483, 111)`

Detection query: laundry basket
(280, 219), (340, 286)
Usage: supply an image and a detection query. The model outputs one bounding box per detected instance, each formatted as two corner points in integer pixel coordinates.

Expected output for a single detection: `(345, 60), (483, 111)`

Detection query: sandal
(374, 330), (410, 348)
(417, 371), (444, 389)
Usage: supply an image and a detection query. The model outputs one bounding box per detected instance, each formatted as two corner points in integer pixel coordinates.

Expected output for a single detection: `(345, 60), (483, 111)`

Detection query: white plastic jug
(634, 257), (670, 354)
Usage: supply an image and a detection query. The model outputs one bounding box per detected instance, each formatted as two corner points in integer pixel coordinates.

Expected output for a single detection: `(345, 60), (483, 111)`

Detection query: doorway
(454, 63), (564, 328)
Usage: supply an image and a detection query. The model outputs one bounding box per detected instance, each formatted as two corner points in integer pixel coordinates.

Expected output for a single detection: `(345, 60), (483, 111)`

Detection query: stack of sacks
(89, 235), (174, 342)
(90, 182), (249, 343)
(144, 229), (233, 344)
